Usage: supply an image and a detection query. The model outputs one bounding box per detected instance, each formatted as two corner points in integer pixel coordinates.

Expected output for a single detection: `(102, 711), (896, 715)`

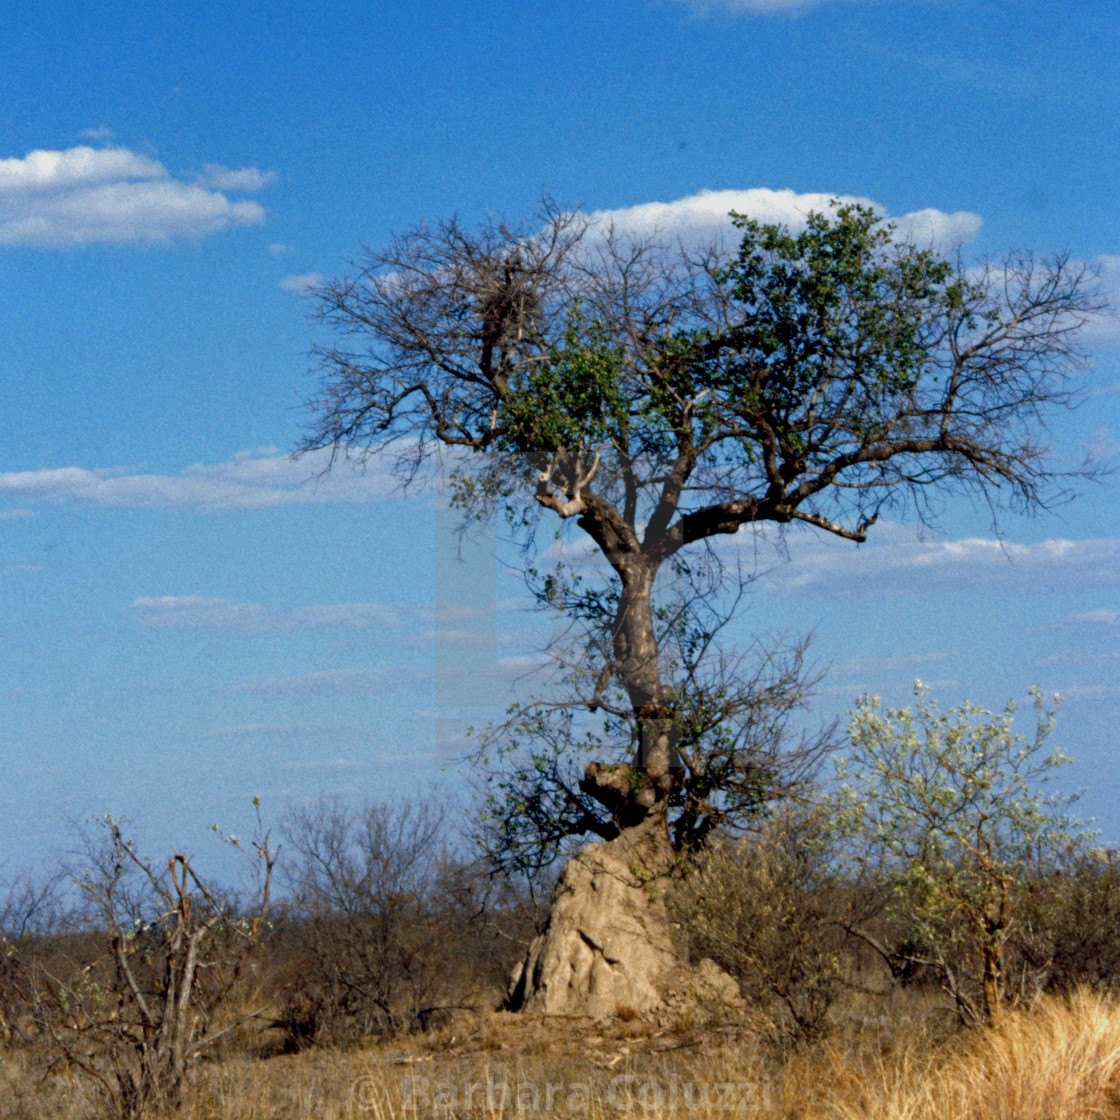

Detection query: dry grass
(5, 990), (1120, 1119)
(814, 989), (1120, 1120)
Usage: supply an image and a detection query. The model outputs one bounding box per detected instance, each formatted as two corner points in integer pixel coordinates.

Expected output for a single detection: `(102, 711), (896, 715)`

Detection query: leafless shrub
(0, 872), (64, 1047)
(19, 815), (276, 1120)
(669, 805), (850, 1041)
(839, 848), (1120, 1022)
(1008, 847), (1120, 997)
(279, 799), (522, 1048)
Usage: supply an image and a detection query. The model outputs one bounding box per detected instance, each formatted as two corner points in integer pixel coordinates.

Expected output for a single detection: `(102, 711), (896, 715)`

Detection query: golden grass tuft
(807, 989), (1120, 1120)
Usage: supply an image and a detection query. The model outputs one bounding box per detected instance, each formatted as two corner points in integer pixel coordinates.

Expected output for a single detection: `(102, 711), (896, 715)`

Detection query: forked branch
(535, 450), (601, 517)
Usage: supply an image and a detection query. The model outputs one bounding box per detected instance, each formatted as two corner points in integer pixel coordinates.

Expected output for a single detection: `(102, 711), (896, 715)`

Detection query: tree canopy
(304, 199), (1103, 858)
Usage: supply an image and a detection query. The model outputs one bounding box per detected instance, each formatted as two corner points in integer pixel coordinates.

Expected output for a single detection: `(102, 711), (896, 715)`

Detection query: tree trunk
(507, 555), (742, 1018)
(610, 557), (680, 789)
(981, 942), (1003, 1025)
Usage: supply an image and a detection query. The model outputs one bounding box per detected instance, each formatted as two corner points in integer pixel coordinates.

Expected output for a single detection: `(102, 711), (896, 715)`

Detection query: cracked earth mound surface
(506, 836), (741, 1020)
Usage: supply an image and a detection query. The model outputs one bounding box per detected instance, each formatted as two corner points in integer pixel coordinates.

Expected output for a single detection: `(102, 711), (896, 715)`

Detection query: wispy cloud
(205, 721), (348, 741)
(1053, 684), (1120, 702)
(858, 39), (1064, 103)
(586, 188), (981, 252)
(131, 595), (399, 631)
(0, 447), (411, 511)
(279, 272), (323, 292)
(195, 164), (274, 192)
(0, 146), (268, 247)
(278, 758), (365, 773)
(1059, 608), (1120, 628)
(1082, 255), (1120, 350)
(832, 651), (950, 678)
(750, 523), (1120, 596)
(132, 596), (267, 629)
(669, 0), (839, 13)
(237, 668), (389, 695)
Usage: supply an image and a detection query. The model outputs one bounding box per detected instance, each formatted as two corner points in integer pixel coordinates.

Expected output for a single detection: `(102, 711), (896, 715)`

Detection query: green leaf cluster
(498, 302), (628, 455)
(721, 203), (958, 404)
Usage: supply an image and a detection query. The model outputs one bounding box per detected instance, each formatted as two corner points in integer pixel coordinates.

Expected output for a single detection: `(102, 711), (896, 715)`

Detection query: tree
(840, 684), (1086, 1024)
(304, 197), (1102, 868)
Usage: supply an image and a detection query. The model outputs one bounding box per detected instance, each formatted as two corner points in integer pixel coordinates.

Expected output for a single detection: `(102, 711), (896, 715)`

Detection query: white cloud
(130, 595), (399, 631)
(0, 146), (162, 191)
(237, 668), (388, 694)
(77, 127), (114, 142)
(893, 207), (983, 246)
(0, 508), (32, 520)
(0, 146), (268, 247)
(748, 522), (1120, 596)
(586, 188), (981, 253)
(582, 189), (1110, 358)
(671, 0), (835, 12)
(195, 164), (274, 192)
(1061, 608), (1120, 627)
(279, 272), (323, 292)
(0, 447), (410, 511)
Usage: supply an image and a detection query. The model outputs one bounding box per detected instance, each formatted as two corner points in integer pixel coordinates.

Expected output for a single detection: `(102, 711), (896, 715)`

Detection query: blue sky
(3, 0), (1120, 877)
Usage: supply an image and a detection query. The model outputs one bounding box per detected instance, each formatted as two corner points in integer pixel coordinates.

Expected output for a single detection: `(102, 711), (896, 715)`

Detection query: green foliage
(840, 682), (1088, 1021)
(498, 302), (628, 455)
(718, 203), (975, 446)
(426, 196), (1080, 549)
